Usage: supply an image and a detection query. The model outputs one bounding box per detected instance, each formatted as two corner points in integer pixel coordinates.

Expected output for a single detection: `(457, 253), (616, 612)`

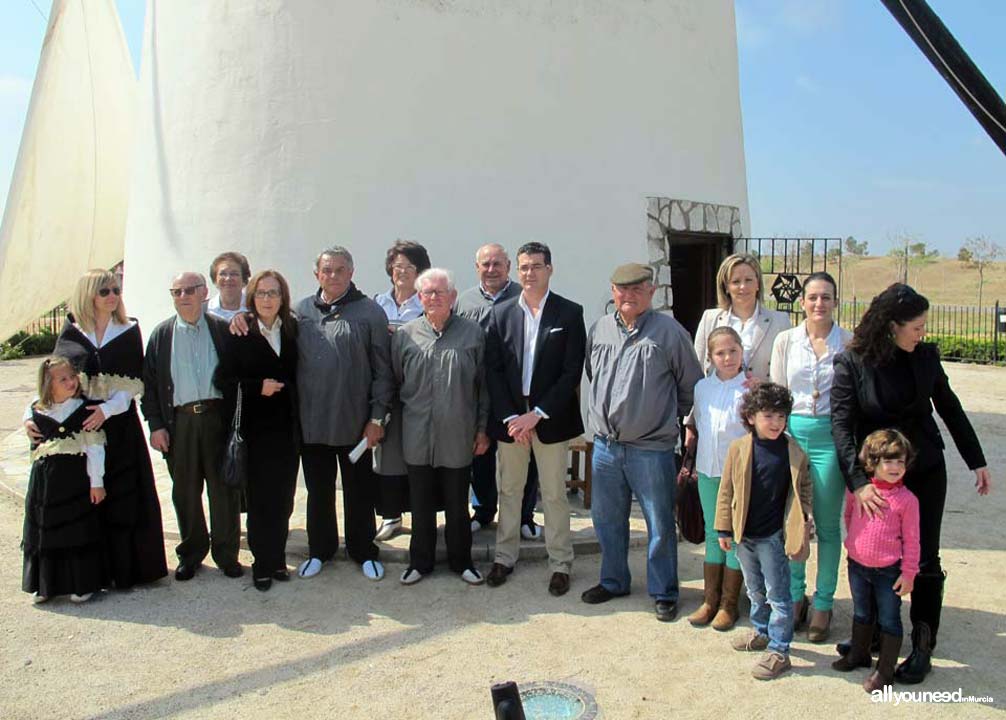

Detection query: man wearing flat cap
(581, 262), (703, 622)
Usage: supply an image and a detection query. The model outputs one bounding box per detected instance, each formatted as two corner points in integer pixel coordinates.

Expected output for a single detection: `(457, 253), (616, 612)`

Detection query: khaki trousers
(495, 434), (573, 574)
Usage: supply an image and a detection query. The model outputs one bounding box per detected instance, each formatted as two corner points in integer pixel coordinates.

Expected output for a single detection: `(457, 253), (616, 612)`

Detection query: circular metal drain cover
(519, 682), (599, 720)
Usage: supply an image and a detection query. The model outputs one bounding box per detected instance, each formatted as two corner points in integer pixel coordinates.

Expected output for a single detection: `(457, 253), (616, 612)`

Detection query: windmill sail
(0, 0), (136, 342)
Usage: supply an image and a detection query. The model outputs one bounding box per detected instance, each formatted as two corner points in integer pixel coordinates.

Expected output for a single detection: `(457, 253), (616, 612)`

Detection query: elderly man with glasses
(141, 271), (242, 582)
(393, 268), (490, 585)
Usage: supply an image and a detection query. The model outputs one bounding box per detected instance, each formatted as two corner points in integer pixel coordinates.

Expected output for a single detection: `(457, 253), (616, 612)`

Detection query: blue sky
(1, 0), (1004, 256)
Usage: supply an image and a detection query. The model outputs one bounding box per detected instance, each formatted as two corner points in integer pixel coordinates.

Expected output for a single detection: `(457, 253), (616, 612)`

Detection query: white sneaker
(297, 557), (323, 578)
(362, 560), (385, 581)
(375, 517), (402, 542)
(461, 568), (485, 585)
(521, 523), (543, 540)
(400, 567), (424, 585)
(32, 593), (49, 605)
(69, 593), (93, 603)
(470, 519), (483, 533)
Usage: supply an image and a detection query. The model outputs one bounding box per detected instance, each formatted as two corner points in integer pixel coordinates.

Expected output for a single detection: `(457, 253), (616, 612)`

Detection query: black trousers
(377, 474), (411, 518)
(904, 457), (949, 640)
(165, 408), (240, 568)
(407, 464), (473, 575)
(301, 443), (379, 564)
(246, 428), (299, 579)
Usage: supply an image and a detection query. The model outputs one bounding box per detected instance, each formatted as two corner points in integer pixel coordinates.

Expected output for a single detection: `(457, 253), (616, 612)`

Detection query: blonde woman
(50, 269), (168, 587)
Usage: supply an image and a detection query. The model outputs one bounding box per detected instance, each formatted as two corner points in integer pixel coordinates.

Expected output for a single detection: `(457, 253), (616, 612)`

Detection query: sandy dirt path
(0, 359), (1002, 719)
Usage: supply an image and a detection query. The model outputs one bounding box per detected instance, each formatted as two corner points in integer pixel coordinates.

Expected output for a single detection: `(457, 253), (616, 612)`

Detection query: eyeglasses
(419, 289), (449, 298)
(391, 263), (417, 273)
(217, 270), (243, 280)
(168, 284), (205, 298)
(97, 287), (122, 297)
(254, 289), (282, 300)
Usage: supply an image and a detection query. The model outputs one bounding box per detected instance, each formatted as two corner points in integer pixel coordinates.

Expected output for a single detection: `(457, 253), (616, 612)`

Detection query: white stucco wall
(123, 0), (749, 329)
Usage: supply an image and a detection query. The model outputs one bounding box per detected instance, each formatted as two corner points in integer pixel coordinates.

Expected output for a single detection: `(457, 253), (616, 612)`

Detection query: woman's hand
(892, 573), (914, 597)
(82, 405), (107, 431)
(974, 467), (991, 496)
(91, 487), (106, 505)
(854, 483), (888, 519)
(742, 370), (761, 389)
(261, 379), (285, 397)
(718, 537), (732, 552)
(24, 420), (42, 443)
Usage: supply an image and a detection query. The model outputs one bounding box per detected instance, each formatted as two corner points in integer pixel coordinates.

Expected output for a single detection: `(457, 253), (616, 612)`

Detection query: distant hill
(829, 256), (1004, 307)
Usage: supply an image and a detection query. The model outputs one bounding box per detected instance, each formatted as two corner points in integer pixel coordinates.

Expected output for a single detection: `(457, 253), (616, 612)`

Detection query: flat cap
(610, 262), (653, 286)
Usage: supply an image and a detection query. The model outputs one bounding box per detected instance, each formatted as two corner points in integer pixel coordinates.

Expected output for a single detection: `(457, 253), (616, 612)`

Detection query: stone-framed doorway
(646, 197), (743, 336)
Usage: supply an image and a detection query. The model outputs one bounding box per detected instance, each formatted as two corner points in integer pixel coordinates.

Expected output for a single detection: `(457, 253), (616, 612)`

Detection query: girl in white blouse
(685, 327), (749, 630)
(770, 271), (852, 643)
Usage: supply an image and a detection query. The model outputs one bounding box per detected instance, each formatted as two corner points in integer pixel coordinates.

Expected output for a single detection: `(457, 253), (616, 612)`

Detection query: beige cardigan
(693, 306), (791, 381)
(713, 433), (813, 557)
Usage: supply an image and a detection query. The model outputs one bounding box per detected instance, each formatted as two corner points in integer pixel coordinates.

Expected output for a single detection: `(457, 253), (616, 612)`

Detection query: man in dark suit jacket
(141, 271), (241, 582)
(484, 242), (586, 596)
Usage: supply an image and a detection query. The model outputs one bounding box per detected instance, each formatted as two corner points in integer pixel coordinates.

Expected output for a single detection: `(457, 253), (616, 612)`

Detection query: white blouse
(692, 372), (748, 478)
(258, 318), (283, 356)
(783, 322), (847, 416)
(726, 303), (761, 370)
(30, 397), (105, 488)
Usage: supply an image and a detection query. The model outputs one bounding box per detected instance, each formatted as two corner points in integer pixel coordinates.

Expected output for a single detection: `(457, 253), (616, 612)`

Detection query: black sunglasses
(97, 287), (122, 297)
(168, 284), (205, 298)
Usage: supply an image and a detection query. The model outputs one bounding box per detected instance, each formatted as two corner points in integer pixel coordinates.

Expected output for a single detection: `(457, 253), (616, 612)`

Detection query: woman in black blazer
(831, 283), (990, 684)
(216, 270), (300, 591)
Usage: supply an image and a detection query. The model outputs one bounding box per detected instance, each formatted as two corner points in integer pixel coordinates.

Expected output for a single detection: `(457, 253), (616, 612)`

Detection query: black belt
(175, 399), (222, 415)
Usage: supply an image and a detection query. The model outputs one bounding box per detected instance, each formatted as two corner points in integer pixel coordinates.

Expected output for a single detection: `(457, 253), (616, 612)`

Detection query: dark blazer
(213, 316), (299, 436)
(485, 290), (586, 444)
(140, 312), (231, 438)
(831, 343), (986, 492)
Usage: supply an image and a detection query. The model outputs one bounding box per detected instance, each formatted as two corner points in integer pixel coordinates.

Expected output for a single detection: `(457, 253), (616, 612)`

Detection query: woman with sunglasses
(831, 283), (991, 683)
(372, 240), (431, 542)
(31, 269), (169, 588)
(215, 270), (300, 591)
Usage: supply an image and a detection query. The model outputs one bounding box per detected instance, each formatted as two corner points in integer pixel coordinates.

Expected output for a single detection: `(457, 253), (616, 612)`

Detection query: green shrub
(929, 335), (1006, 365)
(1, 329), (58, 360)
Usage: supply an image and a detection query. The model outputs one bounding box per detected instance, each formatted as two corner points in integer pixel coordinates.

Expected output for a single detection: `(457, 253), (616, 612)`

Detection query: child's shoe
(731, 630), (769, 652)
(752, 651), (791, 680)
(69, 593), (93, 603)
(32, 593), (48, 604)
(832, 621), (874, 671)
(863, 633), (902, 693)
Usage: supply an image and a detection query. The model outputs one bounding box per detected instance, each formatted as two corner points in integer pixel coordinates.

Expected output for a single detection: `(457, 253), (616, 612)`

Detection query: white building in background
(123, 0), (750, 332)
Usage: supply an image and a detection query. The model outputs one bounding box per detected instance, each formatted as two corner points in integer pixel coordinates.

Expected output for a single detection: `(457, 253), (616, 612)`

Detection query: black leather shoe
(655, 600), (678, 622)
(174, 563), (199, 581)
(254, 577), (272, 592)
(548, 572), (570, 597)
(272, 569), (291, 582)
(580, 584), (628, 604)
(222, 564), (244, 579)
(486, 563), (514, 587)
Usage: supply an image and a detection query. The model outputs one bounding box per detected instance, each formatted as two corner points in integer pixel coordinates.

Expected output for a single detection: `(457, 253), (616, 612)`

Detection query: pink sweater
(843, 483), (921, 583)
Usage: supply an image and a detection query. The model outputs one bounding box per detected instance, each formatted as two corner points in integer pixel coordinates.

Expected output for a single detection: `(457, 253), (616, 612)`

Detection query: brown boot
(688, 563), (724, 626)
(712, 567), (744, 631)
(832, 621), (875, 672)
(863, 633), (902, 693)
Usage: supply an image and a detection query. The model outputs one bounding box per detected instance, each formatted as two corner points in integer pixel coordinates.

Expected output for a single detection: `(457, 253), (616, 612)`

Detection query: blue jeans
(848, 558), (904, 637)
(590, 437), (678, 601)
(735, 530), (793, 655)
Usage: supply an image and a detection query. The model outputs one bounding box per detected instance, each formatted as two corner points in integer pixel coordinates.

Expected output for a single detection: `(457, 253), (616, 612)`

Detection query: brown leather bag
(676, 444), (704, 545)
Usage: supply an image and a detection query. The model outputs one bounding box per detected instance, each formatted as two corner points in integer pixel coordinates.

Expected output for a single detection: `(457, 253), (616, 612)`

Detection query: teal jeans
(697, 473), (739, 570)
(788, 414), (845, 611)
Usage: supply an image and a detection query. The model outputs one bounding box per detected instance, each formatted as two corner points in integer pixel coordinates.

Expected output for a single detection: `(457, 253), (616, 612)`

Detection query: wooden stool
(567, 436), (593, 509)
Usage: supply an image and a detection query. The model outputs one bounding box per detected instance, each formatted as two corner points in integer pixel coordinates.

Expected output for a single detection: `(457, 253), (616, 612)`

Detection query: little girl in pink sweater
(833, 429), (920, 693)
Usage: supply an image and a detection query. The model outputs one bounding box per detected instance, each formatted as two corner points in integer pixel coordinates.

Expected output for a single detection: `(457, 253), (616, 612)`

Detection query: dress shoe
(655, 600), (678, 622)
(222, 564), (244, 579)
(548, 572), (570, 597)
(254, 577), (272, 592)
(461, 568), (485, 585)
(580, 583), (628, 604)
(486, 563), (513, 587)
(174, 563), (200, 581)
(272, 569), (291, 582)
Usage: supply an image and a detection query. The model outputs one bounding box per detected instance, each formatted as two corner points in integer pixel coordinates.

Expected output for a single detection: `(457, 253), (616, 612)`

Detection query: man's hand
(854, 483), (887, 519)
(150, 429), (170, 453)
(90, 487), (107, 505)
(82, 405), (107, 432)
(507, 411), (541, 438)
(261, 379), (285, 397)
(363, 421), (385, 449)
(24, 420), (42, 443)
(473, 431), (490, 456)
(229, 313), (250, 336)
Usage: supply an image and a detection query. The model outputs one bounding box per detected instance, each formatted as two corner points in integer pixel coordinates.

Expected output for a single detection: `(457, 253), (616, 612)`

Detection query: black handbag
(676, 443), (705, 545)
(221, 385), (247, 489)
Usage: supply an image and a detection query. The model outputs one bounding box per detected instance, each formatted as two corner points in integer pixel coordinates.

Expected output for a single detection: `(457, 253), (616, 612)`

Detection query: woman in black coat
(216, 270), (300, 591)
(831, 283), (991, 684)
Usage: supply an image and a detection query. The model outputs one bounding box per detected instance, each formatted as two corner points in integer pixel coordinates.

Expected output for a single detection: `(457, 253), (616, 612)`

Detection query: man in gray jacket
(580, 263), (704, 622)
